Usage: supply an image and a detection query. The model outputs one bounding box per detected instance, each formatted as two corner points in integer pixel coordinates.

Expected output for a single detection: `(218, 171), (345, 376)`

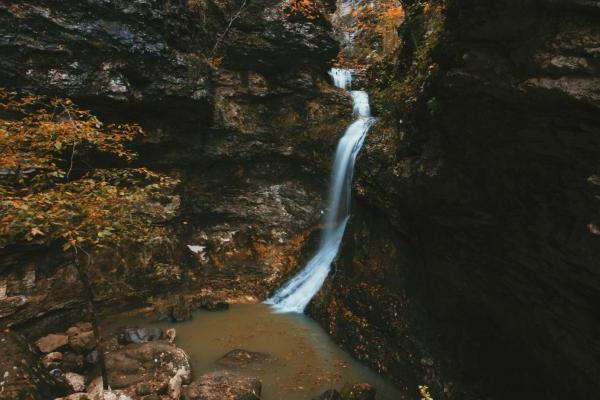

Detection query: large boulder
(105, 341), (191, 395)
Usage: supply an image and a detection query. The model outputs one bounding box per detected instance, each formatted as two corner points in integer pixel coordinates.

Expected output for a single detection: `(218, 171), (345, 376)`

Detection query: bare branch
(211, 0), (247, 56)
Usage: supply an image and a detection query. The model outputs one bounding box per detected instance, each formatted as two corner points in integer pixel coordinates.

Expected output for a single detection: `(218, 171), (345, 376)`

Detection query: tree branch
(211, 0), (248, 56)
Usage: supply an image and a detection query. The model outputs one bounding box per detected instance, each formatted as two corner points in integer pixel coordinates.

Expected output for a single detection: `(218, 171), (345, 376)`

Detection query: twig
(211, 0), (247, 56)
(72, 245), (109, 390)
(63, 106), (78, 181)
(66, 141), (77, 181)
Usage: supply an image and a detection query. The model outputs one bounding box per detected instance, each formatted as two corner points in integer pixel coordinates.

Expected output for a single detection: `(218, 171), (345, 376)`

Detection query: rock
(57, 394), (95, 400)
(118, 327), (163, 344)
(157, 296), (194, 323)
(168, 367), (188, 399)
(36, 334), (69, 353)
(67, 324), (96, 353)
(85, 350), (99, 365)
(197, 299), (229, 312)
(170, 296), (192, 322)
(135, 382), (152, 396)
(64, 372), (86, 393)
(313, 389), (343, 400)
(62, 353), (85, 372)
(105, 341), (191, 391)
(340, 383), (376, 400)
(42, 352), (64, 369)
(183, 371), (261, 400)
(216, 349), (273, 369)
(166, 328), (176, 344)
(97, 391), (134, 400)
(86, 376), (103, 397)
(0, 331), (57, 399)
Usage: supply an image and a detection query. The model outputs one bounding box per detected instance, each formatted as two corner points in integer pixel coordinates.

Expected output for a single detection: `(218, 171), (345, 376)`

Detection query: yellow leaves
(349, 0), (405, 52)
(284, 0), (322, 20)
(206, 56), (224, 68)
(1, 170), (178, 249)
(29, 227), (45, 237)
(0, 89), (138, 182)
(382, 6), (405, 21)
(0, 88), (179, 252)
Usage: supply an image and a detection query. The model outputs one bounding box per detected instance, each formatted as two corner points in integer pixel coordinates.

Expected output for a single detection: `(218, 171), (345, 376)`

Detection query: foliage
(418, 385), (434, 400)
(284, 0), (325, 21)
(0, 89), (178, 251)
(369, 0), (445, 125)
(353, 0), (405, 33)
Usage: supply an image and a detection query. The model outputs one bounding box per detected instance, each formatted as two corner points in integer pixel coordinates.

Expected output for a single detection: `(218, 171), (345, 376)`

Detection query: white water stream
(266, 68), (375, 313)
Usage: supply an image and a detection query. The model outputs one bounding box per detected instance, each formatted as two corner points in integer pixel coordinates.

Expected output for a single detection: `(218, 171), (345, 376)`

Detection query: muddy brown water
(113, 303), (403, 399)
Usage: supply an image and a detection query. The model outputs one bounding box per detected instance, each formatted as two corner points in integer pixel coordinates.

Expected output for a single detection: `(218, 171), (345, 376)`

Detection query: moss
(369, 2), (446, 128)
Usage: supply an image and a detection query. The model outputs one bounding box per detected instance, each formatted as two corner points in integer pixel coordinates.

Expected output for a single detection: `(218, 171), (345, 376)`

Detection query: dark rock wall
(0, 0), (351, 331)
(311, 1), (600, 399)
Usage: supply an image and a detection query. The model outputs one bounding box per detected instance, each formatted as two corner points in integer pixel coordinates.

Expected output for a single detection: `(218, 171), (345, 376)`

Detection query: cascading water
(265, 68), (375, 313)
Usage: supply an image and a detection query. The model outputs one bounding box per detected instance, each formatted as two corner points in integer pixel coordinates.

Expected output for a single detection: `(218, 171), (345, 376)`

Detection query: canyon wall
(0, 0), (350, 332)
(310, 1), (600, 399)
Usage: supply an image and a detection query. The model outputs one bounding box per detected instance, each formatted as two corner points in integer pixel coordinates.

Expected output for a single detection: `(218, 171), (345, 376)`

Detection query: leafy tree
(0, 88), (178, 389)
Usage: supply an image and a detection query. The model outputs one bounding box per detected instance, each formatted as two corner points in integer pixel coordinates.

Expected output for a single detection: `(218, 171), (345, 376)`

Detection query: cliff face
(310, 1), (600, 399)
(0, 0), (351, 332)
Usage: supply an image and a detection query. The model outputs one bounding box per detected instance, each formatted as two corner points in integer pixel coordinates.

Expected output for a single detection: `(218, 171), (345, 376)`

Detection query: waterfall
(265, 69), (375, 313)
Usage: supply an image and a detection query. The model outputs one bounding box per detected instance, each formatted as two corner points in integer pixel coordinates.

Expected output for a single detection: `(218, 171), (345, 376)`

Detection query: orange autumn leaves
(0, 89), (139, 186)
(284, 0), (324, 20)
(0, 89), (178, 251)
(353, 0), (405, 31)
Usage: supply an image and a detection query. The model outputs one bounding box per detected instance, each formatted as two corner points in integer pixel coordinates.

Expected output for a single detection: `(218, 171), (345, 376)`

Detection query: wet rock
(67, 323), (96, 353)
(36, 333), (69, 353)
(57, 394), (95, 400)
(313, 389), (343, 400)
(168, 366), (189, 399)
(64, 372), (86, 392)
(183, 371), (261, 400)
(166, 328), (176, 344)
(118, 327), (163, 344)
(197, 299), (230, 312)
(105, 341), (191, 391)
(42, 352), (64, 369)
(216, 349), (273, 369)
(85, 350), (99, 365)
(62, 353), (85, 372)
(340, 383), (376, 400)
(0, 331), (56, 399)
(86, 376), (103, 397)
(0, 295), (28, 319)
(170, 296), (192, 322)
(135, 382), (152, 396)
(56, 391), (132, 400)
(157, 296), (193, 323)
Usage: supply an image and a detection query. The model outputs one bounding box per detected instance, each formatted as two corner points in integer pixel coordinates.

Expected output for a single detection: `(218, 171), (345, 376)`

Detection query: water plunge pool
(131, 303), (402, 399)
